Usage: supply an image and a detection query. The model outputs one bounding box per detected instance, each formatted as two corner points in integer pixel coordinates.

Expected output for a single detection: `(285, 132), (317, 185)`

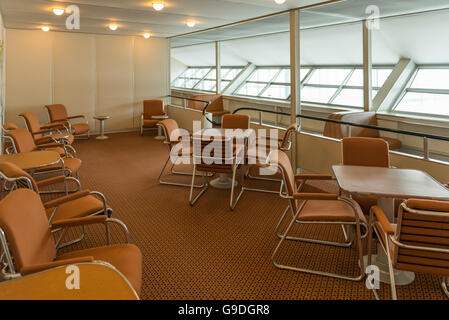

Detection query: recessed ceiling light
(153, 1), (164, 11)
(109, 24), (118, 31)
(41, 26), (50, 32)
(274, 0), (286, 4)
(186, 20), (196, 28)
(143, 33), (151, 39)
(52, 8), (65, 16)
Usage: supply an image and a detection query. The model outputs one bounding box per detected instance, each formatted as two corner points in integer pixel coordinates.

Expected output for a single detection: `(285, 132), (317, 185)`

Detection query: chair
(0, 188), (142, 294)
(187, 94), (229, 124)
(368, 199), (449, 299)
(5, 128), (81, 178)
(324, 111), (402, 150)
(0, 262), (139, 300)
(267, 149), (367, 281)
(189, 131), (246, 211)
(141, 100), (166, 136)
(342, 137), (391, 215)
(157, 119), (206, 188)
(45, 104), (90, 139)
(19, 111), (75, 148)
(0, 161), (113, 248)
(222, 114), (250, 129)
(2, 123), (18, 154)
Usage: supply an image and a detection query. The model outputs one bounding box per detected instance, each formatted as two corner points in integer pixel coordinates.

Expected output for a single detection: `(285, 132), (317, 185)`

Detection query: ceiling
(0, 0), (331, 38)
(171, 0), (449, 47)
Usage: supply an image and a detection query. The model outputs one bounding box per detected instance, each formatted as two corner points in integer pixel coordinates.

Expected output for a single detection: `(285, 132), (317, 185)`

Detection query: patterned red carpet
(51, 131), (447, 300)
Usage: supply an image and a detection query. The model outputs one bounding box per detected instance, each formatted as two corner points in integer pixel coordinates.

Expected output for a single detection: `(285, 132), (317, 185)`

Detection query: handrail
(231, 107), (449, 143)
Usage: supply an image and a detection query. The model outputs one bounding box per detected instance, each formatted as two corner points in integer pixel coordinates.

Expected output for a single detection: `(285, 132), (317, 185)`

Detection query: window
(234, 66), (392, 104)
(394, 67), (449, 116)
(171, 67), (243, 92)
(235, 67), (310, 100)
(301, 67), (392, 107)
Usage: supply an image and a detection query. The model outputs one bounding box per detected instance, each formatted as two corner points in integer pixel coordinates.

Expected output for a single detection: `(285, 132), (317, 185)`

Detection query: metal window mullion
(406, 88), (449, 95)
(193, 68), (213, 89)
(259, 68), (283, 97)
(392, 66), (419, 111)
(328, 69), (355, 103)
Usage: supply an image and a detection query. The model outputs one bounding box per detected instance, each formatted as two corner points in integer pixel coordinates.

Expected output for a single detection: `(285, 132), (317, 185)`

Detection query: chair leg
(159, 156), (205, 188)
(385, 235), (398, 300)
(189, 166), (208, 206)
(230, 166), (245, 211)
(442, 277), (449, 298)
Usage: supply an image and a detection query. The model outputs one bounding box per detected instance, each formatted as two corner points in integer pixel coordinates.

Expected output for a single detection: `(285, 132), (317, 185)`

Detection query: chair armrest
(43, 190), (91, 209)
(33, 128), (56, 135)
(36, 176), (66, 188)
(295, 174), (333, 181)
(51, 215), (107, 229)
(292, 193), (339, 200)
(371, 205), (395, 235)
(67, 115), (86, 120)
(41, 122), (66, 130)
(20, 257), (94, 276)
(36, 142), (65, 149)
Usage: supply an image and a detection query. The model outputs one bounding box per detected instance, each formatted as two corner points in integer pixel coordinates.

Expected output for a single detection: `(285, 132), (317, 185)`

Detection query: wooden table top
(49, 133), (70, 139)
(151, 115), (168, 120)
(332, 165), (449, 200)
(94, 115), (110, 120)
(0, 151), (61, 170)
(0, 263), (139, 300)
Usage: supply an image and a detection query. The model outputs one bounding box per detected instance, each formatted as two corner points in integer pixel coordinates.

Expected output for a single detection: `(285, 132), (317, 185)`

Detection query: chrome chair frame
(368, 203), (449, 300)
(140, 113), (161, 136)
(45, 106), (90, 140)
(189, 137), (246, 211)
(270, 159), (366, 281)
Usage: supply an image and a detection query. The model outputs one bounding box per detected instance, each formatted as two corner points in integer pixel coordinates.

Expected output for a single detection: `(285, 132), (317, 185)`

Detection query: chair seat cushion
(46, 195), (105, 221)
(72, 123), (90, 135)
(35, 157), (82, 175)
(65, 134), (75, 144)
(298, 199), (367, 223)
(56, 244), (142, 294)
(143, 119), (158, 128)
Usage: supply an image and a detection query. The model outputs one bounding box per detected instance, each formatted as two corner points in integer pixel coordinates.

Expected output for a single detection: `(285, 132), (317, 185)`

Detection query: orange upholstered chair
(324, 111), (402, 150)
(141, 100), (165, 136)
(342, 137), (391, 215)
(19, 111), (75, 147)
(222, 114), (250, 129)
(368, 199), (449, 299)
(187, 94), (229, 117)
(5, 128), (82, 178)
(0, 189), (142, 295)
(268, 149), (367, 281)
(2, 123), (18, 154)
(45, 104), (90, 139)
(0, 161), (112, 247)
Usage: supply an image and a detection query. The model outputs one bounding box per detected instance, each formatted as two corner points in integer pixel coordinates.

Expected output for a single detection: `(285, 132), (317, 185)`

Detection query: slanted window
(394, 67), (449, 116)
(171, 66), (243, 92)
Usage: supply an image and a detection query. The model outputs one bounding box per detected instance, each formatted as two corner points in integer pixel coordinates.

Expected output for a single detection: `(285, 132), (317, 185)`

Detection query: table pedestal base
(154, 126), (165, 140)
(362, 243), (415, 285)
(210, 174), (238, 189)
(96, 135), (109, 140)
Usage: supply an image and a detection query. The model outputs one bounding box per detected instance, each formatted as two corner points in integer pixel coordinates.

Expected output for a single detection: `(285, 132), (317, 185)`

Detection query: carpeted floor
(48, 131), (448, 300)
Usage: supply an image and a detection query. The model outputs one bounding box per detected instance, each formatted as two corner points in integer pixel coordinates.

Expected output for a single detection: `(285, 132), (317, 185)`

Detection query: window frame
(392, 65), (449, 118)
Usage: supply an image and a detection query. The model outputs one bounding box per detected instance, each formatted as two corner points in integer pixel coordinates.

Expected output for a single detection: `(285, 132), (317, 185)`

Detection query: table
(332, 165), (449, 285)
(193, 128), (255, 189)
(0, 263), (139, 300)
(48, 133), (70, 142)
(94, 115), (110, 140)
(152, 115), (169, 140)
(0, 151), (61, 170)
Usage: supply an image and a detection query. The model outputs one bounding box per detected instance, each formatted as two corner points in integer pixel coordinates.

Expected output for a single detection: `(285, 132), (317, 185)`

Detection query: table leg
(154, 125), (165, 140)
(363, 197), (415, 285)
(96, 120), (109, 140)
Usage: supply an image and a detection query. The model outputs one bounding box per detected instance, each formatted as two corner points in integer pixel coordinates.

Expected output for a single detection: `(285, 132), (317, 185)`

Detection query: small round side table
(152, 115), (169, 140)
(94, 115), (110, 140)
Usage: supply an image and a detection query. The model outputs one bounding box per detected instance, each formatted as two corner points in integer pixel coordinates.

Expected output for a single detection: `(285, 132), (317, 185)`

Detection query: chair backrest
(0, 162), (39, 192)
(193, 133), (237, 173)
(45, 104), (69, 122)
(19, 112), (42, 140)
(342, 137), (390, 168)
(159, 119), (180, 144)
(143, 100), (164, 120)
(280, 123), (297, 151)
(323, 111), (379, 139)
(222, 114), (250, 130)
(188, 94), (223, 113)
(395, 199), (449, 276)
(6, 128), (37, 153)
(0, 189), (56, 273)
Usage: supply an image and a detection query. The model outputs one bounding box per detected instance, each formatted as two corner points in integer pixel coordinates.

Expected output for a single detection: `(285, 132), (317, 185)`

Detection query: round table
(152, 115), (169, 140)
(94, 115), (110, 140)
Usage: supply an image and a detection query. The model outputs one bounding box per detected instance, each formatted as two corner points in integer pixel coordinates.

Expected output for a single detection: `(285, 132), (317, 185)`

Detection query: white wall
(5, 29), (170, 132)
